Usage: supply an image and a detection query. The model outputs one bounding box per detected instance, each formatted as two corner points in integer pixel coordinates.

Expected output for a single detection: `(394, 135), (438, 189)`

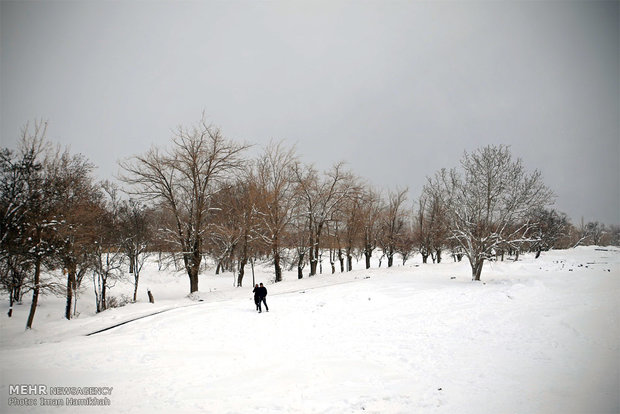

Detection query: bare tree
(118, 199), (152, 301)
(209, 175), (261, 287)
(121, 117), (248, 293)
(528, 208), (569, 258)
(395, 209), (416, 266)
(46, 148), (101, 319)
(584, 221), (606, 246)
(378, 188), (408, 267)
(2, 122), (103, 324)
(324, 221), (343, 274)
(415, 187), (448, 264)
(22, 125), (75, 328)
(231, 175), (261, 287)
(0, 122), (48, 322)
(293, 162), (357, 276)
(335, 225), (345, 272)
(289, 203), (312, 279)
(0, 140), (41, 316)
(340, 187), (365, 271)
(359, 188), (383, 269)
(210, 185), (242, 275)
(255, 142), (298, 282)
(607, 225), (620, 247)
(91, 182), (125, 313)
(7, 122), (65, 329)
(149, 205), (179, 271)
(427, 145), (553, 281)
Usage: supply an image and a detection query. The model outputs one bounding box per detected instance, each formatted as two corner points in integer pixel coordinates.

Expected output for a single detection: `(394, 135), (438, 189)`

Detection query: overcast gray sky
(1, 1), (618, 224)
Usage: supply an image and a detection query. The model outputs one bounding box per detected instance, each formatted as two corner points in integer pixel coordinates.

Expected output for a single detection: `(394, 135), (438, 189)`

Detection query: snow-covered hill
(1, 247), (618, 413)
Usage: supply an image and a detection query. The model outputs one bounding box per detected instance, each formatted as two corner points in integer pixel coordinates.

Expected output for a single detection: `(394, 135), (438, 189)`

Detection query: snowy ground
(1, 247), (618, 413)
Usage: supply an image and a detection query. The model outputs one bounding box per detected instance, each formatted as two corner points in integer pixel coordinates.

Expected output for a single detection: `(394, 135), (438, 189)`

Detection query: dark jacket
(257, 286), (268, 298)
(252, 287), (260, 303)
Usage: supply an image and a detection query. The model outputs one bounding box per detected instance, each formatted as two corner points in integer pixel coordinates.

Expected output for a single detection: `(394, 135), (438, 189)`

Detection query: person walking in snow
(252, 284), (261, 311)
(257, 282), (269, 313)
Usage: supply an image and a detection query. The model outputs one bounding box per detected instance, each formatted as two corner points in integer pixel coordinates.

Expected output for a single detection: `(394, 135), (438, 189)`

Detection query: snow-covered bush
(106, 294), (133, 309)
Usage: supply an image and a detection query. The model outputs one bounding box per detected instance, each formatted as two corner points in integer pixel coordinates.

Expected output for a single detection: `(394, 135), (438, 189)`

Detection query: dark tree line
(2, 119), (618, 328)
(0, 121), (154, 328)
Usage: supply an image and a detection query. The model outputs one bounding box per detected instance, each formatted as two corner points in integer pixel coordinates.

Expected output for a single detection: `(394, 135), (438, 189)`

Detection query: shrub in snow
(106, 294), (133, 309)
(187, 292), (203, 301)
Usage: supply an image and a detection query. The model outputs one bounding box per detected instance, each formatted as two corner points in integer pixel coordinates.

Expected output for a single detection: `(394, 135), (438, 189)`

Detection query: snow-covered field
(1, 247), (618, 413)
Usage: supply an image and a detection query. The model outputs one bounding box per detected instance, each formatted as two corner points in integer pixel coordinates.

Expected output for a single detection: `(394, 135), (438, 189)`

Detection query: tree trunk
(471, 259), (484, 281)
(535, 248), (541, 259)
(274, 252), (282, 283)
(173, 253), (180, 271)
(101, 279), (107, 311)
(308, 233), (318, 276)
(329, 249), (335, 274)
(364, 250), (371, 269)
(310, 228), (323, 276)
(65, 265), (76, 320)
(251, 258), (255, 287)
(297, 252), (304, 279)
(94, 275), (101, 313)
(73, 268), (85, 316)
(128, 252), (135, 273)
(310, 242), (319, 276)
(8, 290), (14, 318)
(228, 244), (237, 274)
(13, 282), (21, 304)
(187, 246), (201, 293)
(237, 258), (247, 287)
(436, 249), (442, 264)
(189, 265), (199, 293)
(309, 244), (317, 275)
(309, 259), (317, 276)
(237, 239), (248, 287)
(347, 253), (353, 272)
(133, 277), (139, 302)
(26, 257), (41, 329)
(422, 253), (429, 264)
(387, 254), (393, 267)
(338, 249), (344, 273)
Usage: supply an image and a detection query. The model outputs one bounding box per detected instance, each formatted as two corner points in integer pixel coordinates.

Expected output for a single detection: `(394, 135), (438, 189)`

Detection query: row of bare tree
(2, 119), (618, 328)
(117, 121), (416, 291)
(0, 121), (152, 327)
(415, 146), (619, 279)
